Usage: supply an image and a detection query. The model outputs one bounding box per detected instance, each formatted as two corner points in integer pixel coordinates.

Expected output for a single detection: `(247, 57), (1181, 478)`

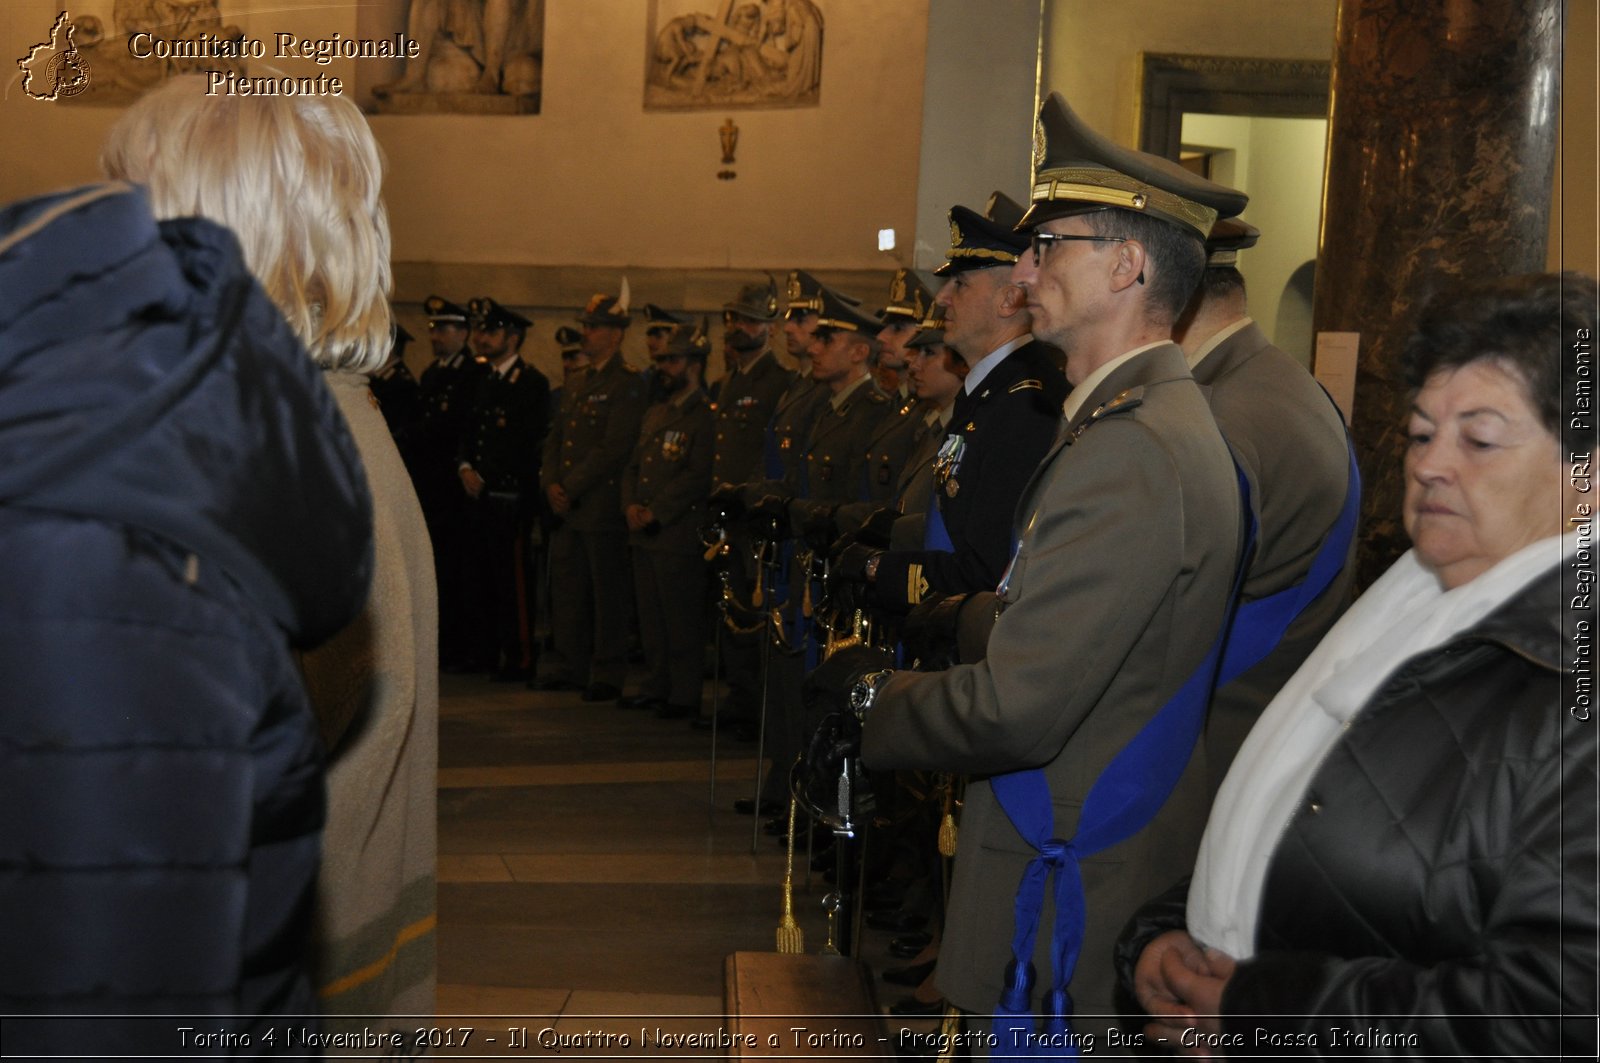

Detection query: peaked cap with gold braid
(812, 282), (882, 333)
(1021, 91), (1247, 237)
(879, 268), (942, 326)
(785, 269), (861, 319)
(935, 203), (1031, 277)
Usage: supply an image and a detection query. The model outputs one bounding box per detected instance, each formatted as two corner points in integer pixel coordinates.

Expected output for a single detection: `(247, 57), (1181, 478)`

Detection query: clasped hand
(1133, 930), (1236, 1059)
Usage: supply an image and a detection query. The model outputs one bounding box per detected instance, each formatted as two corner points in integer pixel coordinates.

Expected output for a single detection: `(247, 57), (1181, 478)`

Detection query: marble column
(1314, 0), (1561, 589)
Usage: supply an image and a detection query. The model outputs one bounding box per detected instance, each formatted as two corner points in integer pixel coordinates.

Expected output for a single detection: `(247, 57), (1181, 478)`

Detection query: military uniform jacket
(622, 389), (715, 554)
(540, 355), (650, 531)
(369, 358), (420, 442)
(712, 350), (795, 487)
(874, 339), (1067, 609)
(833, 403), (947, 537)
(409, 351), (487, 505)
(858, 394), (928, 505)
(860, 343), (1242, 1018)
(801, 375), (893, 506)
(414, 352), (485, 461)
(742, 374), (830, 500)
(458, 359), (551, 512)
(1193, 321), (1354, 786)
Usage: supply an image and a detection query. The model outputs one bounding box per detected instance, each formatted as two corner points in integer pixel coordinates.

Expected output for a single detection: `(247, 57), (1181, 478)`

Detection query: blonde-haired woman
(104, 77), (439, 1029)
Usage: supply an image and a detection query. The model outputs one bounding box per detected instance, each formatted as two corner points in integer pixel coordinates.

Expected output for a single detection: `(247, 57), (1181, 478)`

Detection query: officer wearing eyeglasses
(852, 91), (1250, 1042)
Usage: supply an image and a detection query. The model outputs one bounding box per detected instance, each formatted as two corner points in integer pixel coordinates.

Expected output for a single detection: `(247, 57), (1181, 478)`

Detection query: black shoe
(866, 909), (928, 934)
(581, 682), (622, 703)
(882, 960), (936, 988)
(531, 676), (582, 691)
(655, 702), (694, 719)
(491, 666), (533, 683)
(733, 799), (781, 816)
(887, 996), (945, 1017)
(619, 694), (662, 711)
(888, 933), (932, 959)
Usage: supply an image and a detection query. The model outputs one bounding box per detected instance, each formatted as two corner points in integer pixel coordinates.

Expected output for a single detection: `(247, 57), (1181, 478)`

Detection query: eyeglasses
(1029, 230), (1127, 266)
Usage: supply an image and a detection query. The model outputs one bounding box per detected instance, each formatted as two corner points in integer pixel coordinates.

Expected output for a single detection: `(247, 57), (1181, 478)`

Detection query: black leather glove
(803, 643), (894, 714)
(854, 507), (901, 550)
(707, 482), (745, 524)
(902, 592), (969, 671)
(833, 541), (883, 584)
(790, 499), (839, 554)
(745, 493), (791, 541)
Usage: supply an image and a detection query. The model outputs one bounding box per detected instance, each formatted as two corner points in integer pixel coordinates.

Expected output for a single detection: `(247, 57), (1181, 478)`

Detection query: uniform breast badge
(934, 434), (966, 498)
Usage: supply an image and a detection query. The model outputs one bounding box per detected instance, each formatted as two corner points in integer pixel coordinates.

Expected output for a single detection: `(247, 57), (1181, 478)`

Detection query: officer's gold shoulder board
(1008, 379), (1043, 394)
(1069, 386), (1145, 442)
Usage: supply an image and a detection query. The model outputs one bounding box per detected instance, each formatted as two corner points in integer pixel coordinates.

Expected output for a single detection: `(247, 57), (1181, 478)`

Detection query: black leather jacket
(1116, 563), (1597, 1058)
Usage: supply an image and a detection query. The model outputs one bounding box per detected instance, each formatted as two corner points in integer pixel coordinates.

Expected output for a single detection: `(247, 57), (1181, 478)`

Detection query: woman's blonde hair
(101, 76), (393, 373)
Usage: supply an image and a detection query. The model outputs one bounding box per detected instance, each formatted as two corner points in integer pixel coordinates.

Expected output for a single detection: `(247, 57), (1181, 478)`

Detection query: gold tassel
(775, 797), (804, 954)
(937, 774), (958, 857)
(751, 542), (765, 607)
(801, 570), (813, 618)
(934, 1006), (962, 1063)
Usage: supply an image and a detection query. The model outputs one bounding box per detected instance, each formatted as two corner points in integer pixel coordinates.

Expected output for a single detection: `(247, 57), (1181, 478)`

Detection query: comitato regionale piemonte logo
(18, 11), (92, 101)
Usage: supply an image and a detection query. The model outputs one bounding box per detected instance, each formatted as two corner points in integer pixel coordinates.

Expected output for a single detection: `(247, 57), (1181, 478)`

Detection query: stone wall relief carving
(646, 0), (823, 112)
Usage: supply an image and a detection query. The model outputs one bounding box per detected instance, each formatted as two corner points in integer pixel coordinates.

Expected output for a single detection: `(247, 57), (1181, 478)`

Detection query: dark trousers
(631, 545), (708, 706)
(461, 496), (535, 671)
(548, 521), (630, 688)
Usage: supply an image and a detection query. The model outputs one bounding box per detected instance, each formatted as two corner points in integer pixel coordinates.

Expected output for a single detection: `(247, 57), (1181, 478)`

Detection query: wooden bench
(724, 951), (891, 1058)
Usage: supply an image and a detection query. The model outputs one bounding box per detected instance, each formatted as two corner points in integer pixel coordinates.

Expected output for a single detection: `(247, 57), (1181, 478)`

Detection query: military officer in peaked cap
(457, 298), (551, 681)
(370, 321), (421, 444)
(788, 283), (894, 508)
(848, 92), (1250, 1042)
(1172, 217), (1356, 790)
(861, 198), (1067, 616)
(621, 321), (716, 720)
(790, 268), (945, 547)
(411, 295), (490, 669)
(713, 275), (794, 488)
(755, 269), (842, 488)
(642, 303), (692, 360)
(538, 288), (649, 702)
(743, 283), (894, 813)
(874, 267), (939, 404)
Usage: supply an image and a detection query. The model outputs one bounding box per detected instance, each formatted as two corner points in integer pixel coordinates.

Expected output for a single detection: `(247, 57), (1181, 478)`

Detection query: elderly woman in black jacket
(1117, 271), (1597, 1059)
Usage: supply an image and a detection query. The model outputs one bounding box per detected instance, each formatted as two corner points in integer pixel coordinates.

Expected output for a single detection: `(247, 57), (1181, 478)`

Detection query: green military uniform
(861, 90), (1250, 1033)
(622, 364), (715, 714)
(714, 349), (795, 487)
(540, 333), (649, 691)
(713, 278), (794, 487)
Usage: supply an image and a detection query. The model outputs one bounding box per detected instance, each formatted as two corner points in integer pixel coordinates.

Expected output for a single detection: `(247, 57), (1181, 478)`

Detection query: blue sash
(924, 495), (954, 552)
(988, 437), (1360, 1058)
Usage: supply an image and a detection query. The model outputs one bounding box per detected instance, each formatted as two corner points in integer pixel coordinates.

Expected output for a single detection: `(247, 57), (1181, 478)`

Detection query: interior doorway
(1140, 53), (1331, 367)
